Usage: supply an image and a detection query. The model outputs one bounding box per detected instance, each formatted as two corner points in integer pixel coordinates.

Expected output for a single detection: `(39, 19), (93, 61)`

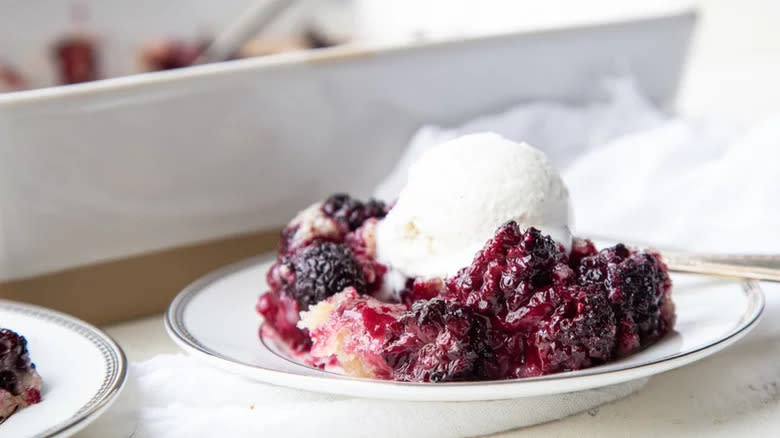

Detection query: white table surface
(77, 0), (780, 436)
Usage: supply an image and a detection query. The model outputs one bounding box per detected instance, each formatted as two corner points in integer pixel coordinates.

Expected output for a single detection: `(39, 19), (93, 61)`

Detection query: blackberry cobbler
(257, 195), (674, 382)
(0, 329), (42, 422)
(256, 135), (675, 382)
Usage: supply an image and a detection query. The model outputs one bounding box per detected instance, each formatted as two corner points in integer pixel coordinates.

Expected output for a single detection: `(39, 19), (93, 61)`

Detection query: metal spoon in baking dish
(197, 0), (299, 64)
(660, 252), (780, 282)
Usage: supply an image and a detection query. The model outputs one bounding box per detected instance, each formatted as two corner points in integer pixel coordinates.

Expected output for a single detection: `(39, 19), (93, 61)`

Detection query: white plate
(165, 254), (764, 401)
(0, 301), (127, 438)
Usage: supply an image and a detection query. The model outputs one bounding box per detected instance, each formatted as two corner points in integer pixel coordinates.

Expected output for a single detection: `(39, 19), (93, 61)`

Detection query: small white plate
(0, 301), (127, 438)
(165, 254), (764, 402)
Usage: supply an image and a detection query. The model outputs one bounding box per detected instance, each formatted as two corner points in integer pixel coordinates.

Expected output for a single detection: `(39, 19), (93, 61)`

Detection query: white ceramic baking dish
(0, 9), (696, 281)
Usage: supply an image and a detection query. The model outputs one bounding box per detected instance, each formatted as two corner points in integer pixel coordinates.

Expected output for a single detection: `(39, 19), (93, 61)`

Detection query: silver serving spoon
(659, 251), (780, 282)
(197, 0), (300, 64)
(588, 234), (780, 282)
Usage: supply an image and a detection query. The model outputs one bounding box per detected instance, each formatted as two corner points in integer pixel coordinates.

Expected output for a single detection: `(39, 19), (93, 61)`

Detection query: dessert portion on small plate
(259, 134), (674, 382)
(167, 133), (764, 400)
(0, 300), (126, 438)
(0, 328), (43, 424)
(166, 253), (762, 401)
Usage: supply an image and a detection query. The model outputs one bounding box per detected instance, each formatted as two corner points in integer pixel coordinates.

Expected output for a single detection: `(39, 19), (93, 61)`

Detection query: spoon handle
(660, 251), (780, 282)
(198, 0), (298, 64)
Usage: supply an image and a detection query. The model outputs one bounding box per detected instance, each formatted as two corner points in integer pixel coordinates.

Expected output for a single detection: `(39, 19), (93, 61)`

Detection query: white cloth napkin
(84, 79), (780, 438)
(84, 355), (646, 438)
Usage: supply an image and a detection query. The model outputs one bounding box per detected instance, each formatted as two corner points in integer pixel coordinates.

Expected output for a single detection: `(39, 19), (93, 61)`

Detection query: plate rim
(165, 253), (765, 399)
(0, 299), (128, 438)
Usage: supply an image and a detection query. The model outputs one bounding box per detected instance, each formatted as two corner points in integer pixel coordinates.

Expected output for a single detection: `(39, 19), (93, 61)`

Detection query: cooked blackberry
(446, 223), (567, 326)
(383, 299), (489, 382)
(575, 245), (673, 354)
(321, 194), (387, 231)
(531, 286), (616, 373)
(285, 241), (367, 310)
(261, 196), (389, 350)
(0, 328), (42, 423)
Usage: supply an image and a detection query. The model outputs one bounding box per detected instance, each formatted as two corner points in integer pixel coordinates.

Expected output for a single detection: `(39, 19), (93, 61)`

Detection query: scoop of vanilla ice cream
(375, 133), (571, 279)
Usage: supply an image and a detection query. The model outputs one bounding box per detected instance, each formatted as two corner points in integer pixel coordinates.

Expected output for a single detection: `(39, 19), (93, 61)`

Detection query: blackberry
(261, 195), (386, 351)
(321, 194), (387, 231)
(532, 287), (616, 373)
(0, 370), (17, 394)
(0, 329), (34, 395)
(515, 226), (569, 288)
(577, 245), (673, 355)
(446, 223), (569, 326)
(286, 242), (367, 309)
(383, 299), (490, 382)
(608, 252), (672, 354)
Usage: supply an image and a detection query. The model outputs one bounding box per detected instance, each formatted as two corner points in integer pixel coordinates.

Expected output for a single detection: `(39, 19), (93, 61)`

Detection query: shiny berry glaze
(256, 290), (311, 351)
(383, 299), (491, 382)
(24, 388), (41, 405)
(399, 278), (447, 306)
